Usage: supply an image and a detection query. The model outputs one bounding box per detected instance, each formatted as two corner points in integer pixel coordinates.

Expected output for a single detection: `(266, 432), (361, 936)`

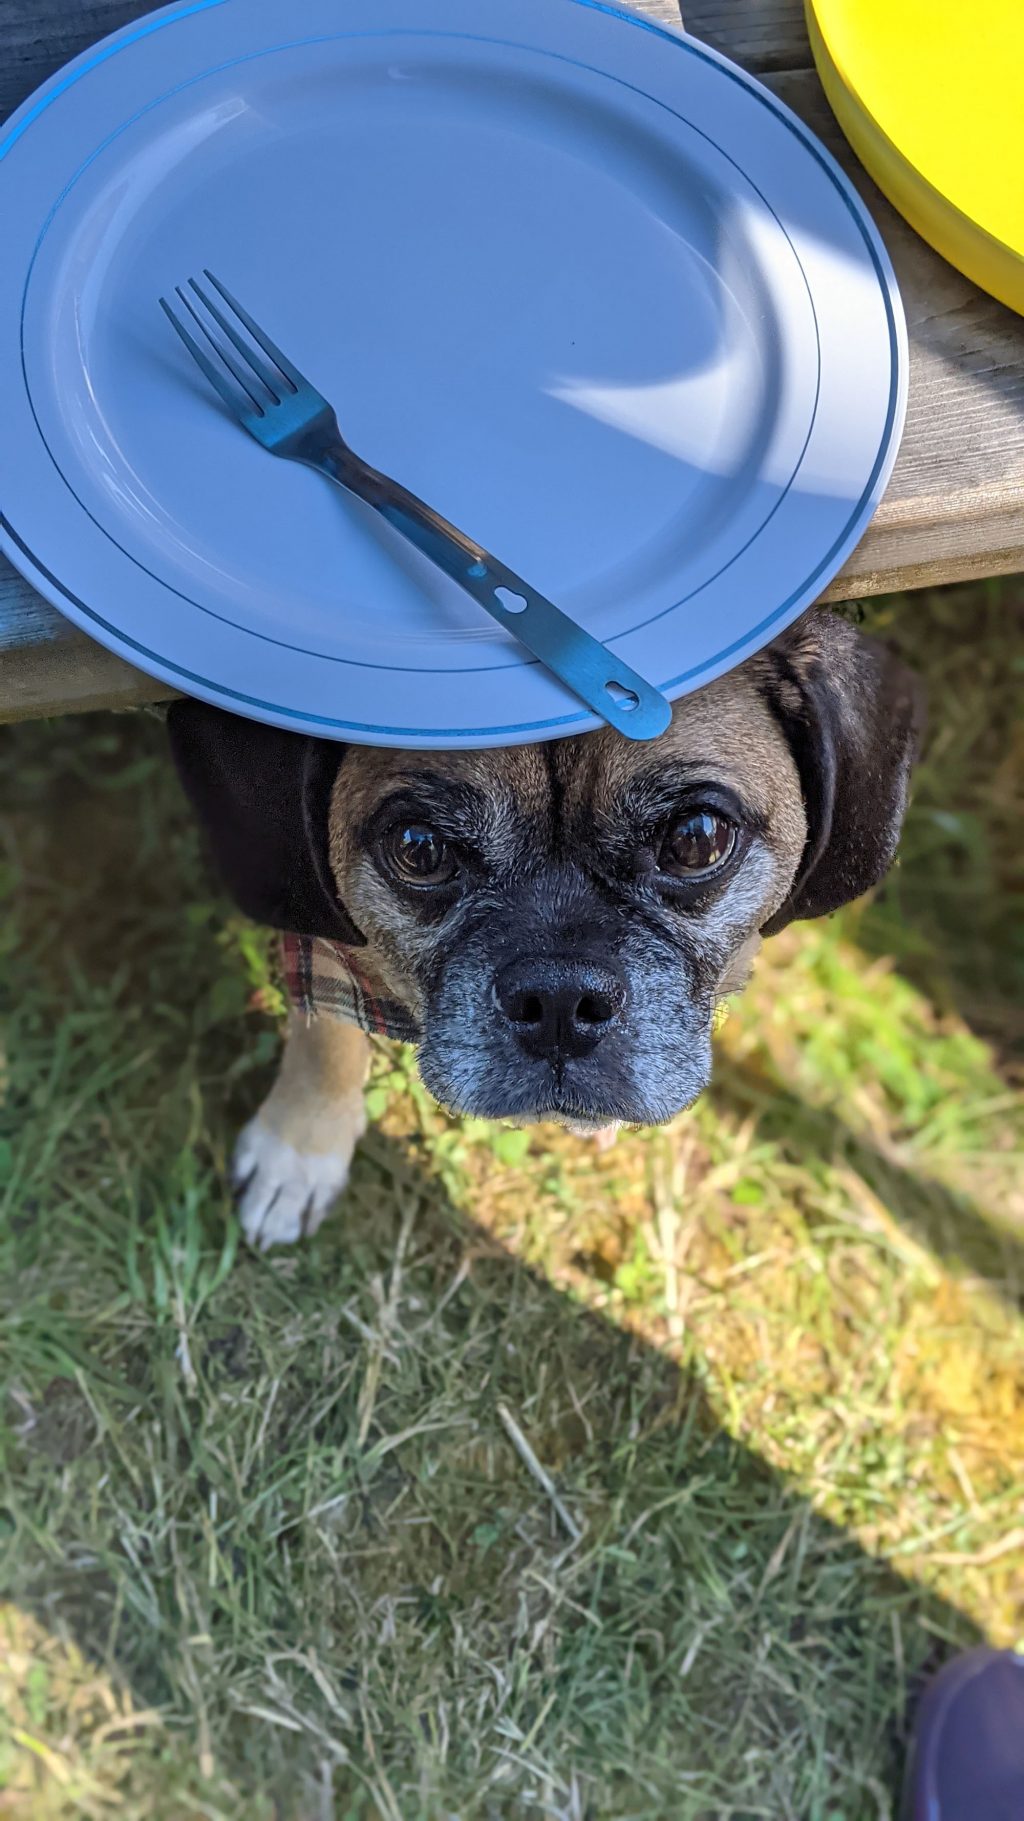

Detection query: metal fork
(160, 272), (672, 742)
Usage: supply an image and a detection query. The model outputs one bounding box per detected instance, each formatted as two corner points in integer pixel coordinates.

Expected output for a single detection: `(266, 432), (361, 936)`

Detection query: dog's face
(325, 665), (806, 1126)
(169, 610), (921, 1127)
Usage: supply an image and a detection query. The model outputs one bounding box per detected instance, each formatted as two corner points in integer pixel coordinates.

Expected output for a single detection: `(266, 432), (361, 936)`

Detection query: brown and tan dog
(170, 608), (920, 1249)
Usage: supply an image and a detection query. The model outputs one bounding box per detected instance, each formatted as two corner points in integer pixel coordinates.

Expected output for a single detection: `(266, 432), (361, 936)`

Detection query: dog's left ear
(760, 610), (924, 936)
(168, 698), (366, 944)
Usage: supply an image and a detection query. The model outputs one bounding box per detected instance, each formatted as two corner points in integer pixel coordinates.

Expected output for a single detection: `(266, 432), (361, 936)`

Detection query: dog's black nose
(494, 958), (626, 1061)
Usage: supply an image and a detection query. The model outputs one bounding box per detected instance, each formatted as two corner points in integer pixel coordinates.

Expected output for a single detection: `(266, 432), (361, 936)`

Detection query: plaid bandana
(281, 933), (421, 1043)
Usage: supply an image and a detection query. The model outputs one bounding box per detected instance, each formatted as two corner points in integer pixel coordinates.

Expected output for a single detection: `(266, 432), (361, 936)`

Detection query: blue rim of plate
(0, 0), (903, 741)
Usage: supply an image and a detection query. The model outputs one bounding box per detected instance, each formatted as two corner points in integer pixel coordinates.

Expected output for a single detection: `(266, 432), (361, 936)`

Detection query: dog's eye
(385, 822), (457, 886)
(658, 810), (737, 877)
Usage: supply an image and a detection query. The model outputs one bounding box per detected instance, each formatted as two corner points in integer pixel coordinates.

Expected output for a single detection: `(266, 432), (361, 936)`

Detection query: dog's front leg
(232, 1014), (370, 1250)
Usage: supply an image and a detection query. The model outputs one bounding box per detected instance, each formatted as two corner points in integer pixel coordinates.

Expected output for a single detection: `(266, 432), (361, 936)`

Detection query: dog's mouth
(525, 1076), (626, 1123)
(420, 1047), (695, 1131)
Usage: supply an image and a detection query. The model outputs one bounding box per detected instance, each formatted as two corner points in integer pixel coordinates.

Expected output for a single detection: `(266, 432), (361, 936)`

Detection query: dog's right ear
(167, 699), (365, 944)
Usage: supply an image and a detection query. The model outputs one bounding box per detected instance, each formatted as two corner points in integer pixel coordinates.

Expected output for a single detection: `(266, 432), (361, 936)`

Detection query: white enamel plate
(0, 0), (906, 747)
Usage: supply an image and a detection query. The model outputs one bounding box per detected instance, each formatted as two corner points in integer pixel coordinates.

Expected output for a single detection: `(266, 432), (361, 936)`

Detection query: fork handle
(313, 443), (672, 742)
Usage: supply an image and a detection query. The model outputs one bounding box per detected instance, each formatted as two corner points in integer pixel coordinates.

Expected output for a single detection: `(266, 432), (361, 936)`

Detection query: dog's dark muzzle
(493, 956), (628, 1065)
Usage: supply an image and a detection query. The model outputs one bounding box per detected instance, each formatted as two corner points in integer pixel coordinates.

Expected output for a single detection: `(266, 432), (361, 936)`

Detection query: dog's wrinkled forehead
(328, 666), (804, 868)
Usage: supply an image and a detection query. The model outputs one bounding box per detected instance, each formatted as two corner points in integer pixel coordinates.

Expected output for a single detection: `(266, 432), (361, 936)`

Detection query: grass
(0, 579), (1021, 1819)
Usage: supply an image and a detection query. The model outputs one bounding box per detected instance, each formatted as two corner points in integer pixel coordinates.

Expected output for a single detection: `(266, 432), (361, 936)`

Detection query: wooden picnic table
(2, 0), (1022, 723)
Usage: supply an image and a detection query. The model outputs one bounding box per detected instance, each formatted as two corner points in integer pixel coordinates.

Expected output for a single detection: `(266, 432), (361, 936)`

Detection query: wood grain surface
(1, 0), (1021, 719)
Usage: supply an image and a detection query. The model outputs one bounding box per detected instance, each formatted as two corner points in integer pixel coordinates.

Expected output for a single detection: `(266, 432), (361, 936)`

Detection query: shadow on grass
(710, 1054), (1023, 1313)
(4, 1115), (982, 1819)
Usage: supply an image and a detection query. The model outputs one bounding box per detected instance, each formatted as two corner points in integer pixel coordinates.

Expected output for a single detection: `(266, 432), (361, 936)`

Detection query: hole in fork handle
(486, 576), (644, 721)
(494, 586), (528, 614)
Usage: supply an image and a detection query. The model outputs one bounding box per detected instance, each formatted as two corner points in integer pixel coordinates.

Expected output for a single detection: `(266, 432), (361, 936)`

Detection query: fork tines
(159, 270), (303, 418)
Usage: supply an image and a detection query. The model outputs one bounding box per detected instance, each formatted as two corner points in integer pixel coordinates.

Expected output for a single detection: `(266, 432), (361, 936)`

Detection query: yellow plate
(806, 0), (1024, 314)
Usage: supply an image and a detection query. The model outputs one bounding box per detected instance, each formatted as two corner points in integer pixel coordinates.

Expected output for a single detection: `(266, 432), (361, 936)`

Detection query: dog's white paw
(232, 1118), (359, 1251)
